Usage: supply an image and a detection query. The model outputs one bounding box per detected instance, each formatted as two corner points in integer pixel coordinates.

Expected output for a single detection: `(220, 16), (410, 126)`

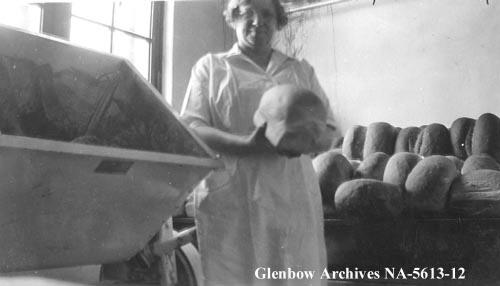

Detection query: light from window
(114, 1), (151, 37)
(0, 3), (41, 33)
(70, 17), (111, 53)
(72, 2), (113, 26)
(69, 2), (152, 79)
(113, 30), (150, 78)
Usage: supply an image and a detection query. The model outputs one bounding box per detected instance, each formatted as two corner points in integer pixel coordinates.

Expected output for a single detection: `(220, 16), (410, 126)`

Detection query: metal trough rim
(0, 134), (223, 169)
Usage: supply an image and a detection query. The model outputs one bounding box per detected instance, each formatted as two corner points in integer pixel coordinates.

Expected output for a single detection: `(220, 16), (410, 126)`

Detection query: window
(70, 1), (155, 80)
(0, 2), (163, 91)
(0, 3), (41, 33)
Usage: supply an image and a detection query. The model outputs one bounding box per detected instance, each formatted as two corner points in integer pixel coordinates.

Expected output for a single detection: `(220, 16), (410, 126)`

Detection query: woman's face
(234, 0), (278, 53)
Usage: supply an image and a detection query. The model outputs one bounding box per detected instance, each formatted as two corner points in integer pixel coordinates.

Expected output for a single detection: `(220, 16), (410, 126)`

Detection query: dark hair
(224, 0), (288, 30)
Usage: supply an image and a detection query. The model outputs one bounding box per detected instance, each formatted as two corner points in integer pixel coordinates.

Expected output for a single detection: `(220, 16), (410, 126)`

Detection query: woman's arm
(192, 124), (275, 156)
(181, 56), (277, 157)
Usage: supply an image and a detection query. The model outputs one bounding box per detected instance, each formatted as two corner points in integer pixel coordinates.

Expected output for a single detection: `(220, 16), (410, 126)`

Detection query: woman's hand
(245, 125), (302, 158)
(192, 125), (275, 156)
(192, 124), (315, 158)
(243, 124), (275, 154)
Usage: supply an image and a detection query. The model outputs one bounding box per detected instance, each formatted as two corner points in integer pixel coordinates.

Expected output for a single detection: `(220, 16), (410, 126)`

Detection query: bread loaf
(448, 170), (500, 217)
(335, 179), (403, 221)
(472, 113), (500, 162)
(449, 117), (475, 160)
(253, 84), (327, 155)
(355, 152), (390, 180)
(383, 152), (422, 189)
(342, 125), (366, 160)
(394, 126), (421, 154)
(461, 153), (500, 174)
(363, 122), (397, 159)
(405, 155), (459, 212)
(414, 123), (453, 157)
(312, 150), (353, 209)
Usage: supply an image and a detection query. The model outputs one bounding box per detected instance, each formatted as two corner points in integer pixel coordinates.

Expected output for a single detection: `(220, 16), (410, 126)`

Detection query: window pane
(114, 1), (151, 37)
(72, 2), (113, 25)
(112, 31), (150, 79)
(70, 17), (111, 53)
(26, 5), (41, 33)
(0, 3), (41, 33)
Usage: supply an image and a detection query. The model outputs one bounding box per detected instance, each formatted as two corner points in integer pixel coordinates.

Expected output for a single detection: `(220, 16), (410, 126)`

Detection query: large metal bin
(0, 25), (221, 273)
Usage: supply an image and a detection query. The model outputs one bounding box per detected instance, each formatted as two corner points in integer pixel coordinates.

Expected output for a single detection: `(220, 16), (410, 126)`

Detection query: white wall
(279, 0), (500, 133)
(165, 0), (227, 112)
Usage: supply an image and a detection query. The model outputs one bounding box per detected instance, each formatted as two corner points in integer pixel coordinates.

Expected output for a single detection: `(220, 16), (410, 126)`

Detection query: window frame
(40, 2), (164, 91)
(70, 2), (154, 81)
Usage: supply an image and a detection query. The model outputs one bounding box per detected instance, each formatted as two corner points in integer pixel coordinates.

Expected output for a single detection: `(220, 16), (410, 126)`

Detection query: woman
(181, 0), (337, 285)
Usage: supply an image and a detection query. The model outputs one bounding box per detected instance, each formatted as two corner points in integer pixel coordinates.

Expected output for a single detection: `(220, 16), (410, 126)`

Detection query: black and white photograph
(0, 0), (499, 285)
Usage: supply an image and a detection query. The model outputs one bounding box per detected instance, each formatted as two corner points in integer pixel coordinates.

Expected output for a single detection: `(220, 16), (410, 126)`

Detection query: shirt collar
(227, 43), (242, 57)
(227, 43), (290, 73)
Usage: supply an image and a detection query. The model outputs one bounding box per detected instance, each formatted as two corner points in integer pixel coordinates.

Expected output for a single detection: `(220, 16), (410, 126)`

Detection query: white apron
(181, 44), (335, 286)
